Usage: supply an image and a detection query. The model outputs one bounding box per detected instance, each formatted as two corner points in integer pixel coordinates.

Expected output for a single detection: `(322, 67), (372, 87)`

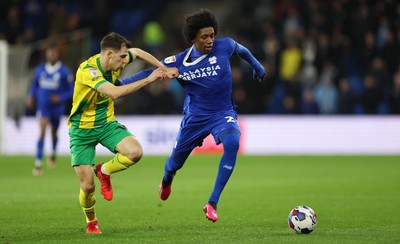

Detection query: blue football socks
(209, 129), (240, 204)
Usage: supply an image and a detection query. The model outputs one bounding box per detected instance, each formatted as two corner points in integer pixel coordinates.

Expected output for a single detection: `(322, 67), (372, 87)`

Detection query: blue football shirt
(162, 38), (238, 115)
(29, 61), (74, 109)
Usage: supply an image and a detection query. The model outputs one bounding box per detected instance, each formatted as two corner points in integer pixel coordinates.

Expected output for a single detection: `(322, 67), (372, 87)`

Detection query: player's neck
(99, 52), (111, 73)
(99, 54), (111, 73)
(190, 46), (204, 60)
(193, 47), (204, 55)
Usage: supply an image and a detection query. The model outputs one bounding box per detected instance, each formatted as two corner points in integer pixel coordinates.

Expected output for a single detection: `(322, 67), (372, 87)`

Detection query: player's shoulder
(79, 55), (99, 72)
(215, 37), (235, 45)
(81, 54), (99, 67)
(78, 63), (95, 76)
(214, 38), (236, 53)
(163, 55), (178, 65)
(162, 50), (187, 65)
(34, 63), (46, 72)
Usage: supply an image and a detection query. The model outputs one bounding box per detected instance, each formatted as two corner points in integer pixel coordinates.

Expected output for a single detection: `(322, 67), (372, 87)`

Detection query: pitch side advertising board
(2, 116), (400, 155)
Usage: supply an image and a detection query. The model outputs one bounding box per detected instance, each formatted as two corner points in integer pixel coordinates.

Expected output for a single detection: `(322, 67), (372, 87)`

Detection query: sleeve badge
(164, 55), (177, 64)
(89, 68), (99, 77)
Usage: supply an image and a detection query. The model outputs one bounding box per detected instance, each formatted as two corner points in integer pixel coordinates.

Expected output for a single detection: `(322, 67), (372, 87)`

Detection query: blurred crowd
(221, 0), (400, 115)
(1, 0), (400, 115)
(254, 0), (400, 115)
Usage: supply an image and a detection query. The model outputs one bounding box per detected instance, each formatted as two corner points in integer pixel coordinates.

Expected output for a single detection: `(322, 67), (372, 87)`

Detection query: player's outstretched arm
(97, 68), (166, 100)
(119, 68), (154, 85)
(129, 48), (179, 78)
(235, 43), (266, 82)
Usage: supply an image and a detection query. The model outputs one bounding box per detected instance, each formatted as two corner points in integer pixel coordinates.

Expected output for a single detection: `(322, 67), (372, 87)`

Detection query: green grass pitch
(1, 155), (399, 243)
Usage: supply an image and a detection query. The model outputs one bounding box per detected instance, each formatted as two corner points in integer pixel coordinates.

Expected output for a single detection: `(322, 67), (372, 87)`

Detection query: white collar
(183, 46), (208, 67)
(45, 61), (62, 74)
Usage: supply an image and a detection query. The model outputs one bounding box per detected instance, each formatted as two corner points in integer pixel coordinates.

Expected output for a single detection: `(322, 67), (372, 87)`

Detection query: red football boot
(203, 203), (218, 222)
(86, 220), (102, 234)
(95, 164), (113, 201)
(159, 178), (173, 201)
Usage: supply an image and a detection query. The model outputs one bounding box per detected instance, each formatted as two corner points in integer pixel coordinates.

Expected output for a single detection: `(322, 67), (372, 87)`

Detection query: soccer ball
(288, 205), (318, 234)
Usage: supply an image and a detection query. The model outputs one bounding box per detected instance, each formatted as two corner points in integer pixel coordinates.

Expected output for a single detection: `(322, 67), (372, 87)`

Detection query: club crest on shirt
(89, 68), (99, 77)
(209, 56), (217, 64)
(164, 55), (177, 64)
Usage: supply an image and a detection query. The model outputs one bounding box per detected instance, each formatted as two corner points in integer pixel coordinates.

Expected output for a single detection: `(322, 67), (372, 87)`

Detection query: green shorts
(69, 121), (133, 167)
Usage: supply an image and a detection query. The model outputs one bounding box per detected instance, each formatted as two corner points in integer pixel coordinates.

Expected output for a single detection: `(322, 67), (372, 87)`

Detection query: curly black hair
(182, 9), (219, 43)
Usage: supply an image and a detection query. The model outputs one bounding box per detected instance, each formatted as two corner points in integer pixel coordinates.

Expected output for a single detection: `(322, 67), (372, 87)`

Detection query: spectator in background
(279, 38), (302, 99)
(90, 0), (113, 54)
(262, 32), (279, 78)
(381, 30), (400, 74)
(390, 71), (400, 114)
(314, 32), (330, 72)
(46, 2), (68, 36)
(360, 31), (378, 72)
(298, 36), (318, 88)
(278, 37), (302, 113)
(23, 0), (47, 42)
(337, 77), (355, 114)
(283, 94), (300, 114)
(232, 66), (257, 114)
(26, 45), (74, 176)
(370, 57), (391, 96)
(314, 73), (338, 114)
(361, 74), (383, 114)
(300, 86), (319, 114)
(5, 5), (25, 44)
(143, 21), (166, 54)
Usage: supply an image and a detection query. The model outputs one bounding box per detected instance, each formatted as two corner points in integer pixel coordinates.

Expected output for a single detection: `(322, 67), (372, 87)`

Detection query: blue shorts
(37, 103), (65, 127)
(173, 110), (241, 153)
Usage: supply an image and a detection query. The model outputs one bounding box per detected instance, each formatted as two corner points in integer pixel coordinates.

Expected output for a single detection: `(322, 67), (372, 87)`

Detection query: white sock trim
(101, 164), (110, 175)
(34, 159), (42, 167)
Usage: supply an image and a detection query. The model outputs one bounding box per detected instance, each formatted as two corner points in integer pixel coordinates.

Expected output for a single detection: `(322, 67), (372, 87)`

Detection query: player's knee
(81, 182), (95, 194)
(126, 147), (143, 163)
(222, 134), (240, 152)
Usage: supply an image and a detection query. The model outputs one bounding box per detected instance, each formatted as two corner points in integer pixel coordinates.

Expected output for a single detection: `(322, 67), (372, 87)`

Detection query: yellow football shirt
(68, 52), (133, 129)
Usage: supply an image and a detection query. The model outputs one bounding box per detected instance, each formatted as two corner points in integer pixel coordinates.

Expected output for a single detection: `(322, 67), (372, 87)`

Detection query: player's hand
(253, 67), (266, 83)
(148, 68), (167, 82)
(50, 95), (61, 104)
(26, 97), (34, 109)
(162, 67), (179, 78)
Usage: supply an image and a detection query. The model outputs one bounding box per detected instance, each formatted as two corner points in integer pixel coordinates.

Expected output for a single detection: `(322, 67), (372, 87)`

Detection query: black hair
(182, 9), (219, 43)
(100, 32), (132, 51)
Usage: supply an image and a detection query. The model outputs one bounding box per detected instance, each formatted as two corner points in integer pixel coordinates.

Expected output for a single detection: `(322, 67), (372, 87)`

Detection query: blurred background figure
(300, 86), (319, 114)
(143, 21), (166, 54)
(26, 44), (74, 176)
(390, 71), (400, 114)
(314, 72), (338, 115)
(361, 74), (383, 114)
(337, 77), (355, 114)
